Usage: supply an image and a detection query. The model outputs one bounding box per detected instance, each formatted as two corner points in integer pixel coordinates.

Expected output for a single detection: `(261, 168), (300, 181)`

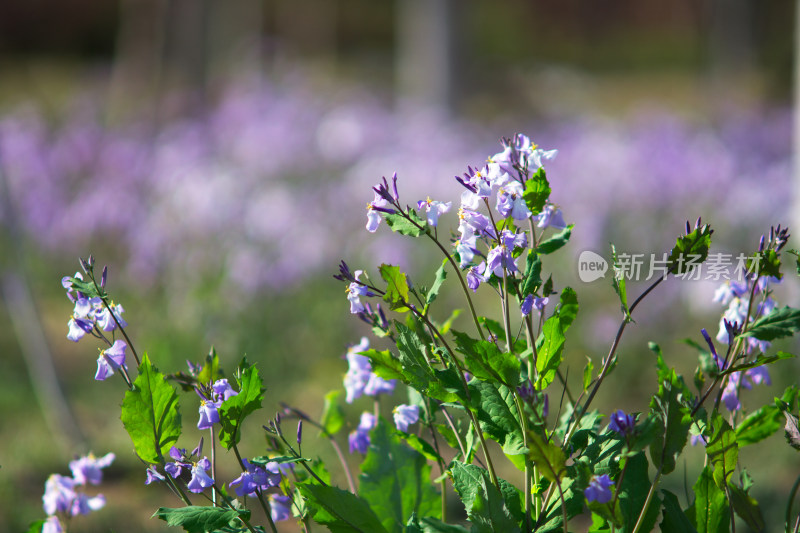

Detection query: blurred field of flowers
(2, 1), (799, 531)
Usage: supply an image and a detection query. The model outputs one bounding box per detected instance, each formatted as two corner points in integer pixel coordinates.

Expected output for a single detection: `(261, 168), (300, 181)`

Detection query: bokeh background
(2, 1), (800, 531)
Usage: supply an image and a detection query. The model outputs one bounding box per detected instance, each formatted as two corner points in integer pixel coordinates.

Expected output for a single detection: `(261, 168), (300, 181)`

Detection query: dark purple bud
(608, 410), (636, 436)
(370, 204), (397, 215)
(334, 260), (355, 283)
(769, 226), (775, 243)
(275, 412), (282, 425)
(100, 266), (108, 288)
(377, 304), (388, 329)
(724, 319), (741, 344)
(297, 420), (303, 445)
(758, 235), (765, 252)
(700, 328), (722, 369)
(455, 174), (477, 193)
(192, 437), (204, 457)
(390, 172), (399, 201)
(516, 381), (535, 400)
(685, 221), (691, 234)
(695, 217), (702, 229)
(79, 257), (90, 273)
(87, 255), (95, 267)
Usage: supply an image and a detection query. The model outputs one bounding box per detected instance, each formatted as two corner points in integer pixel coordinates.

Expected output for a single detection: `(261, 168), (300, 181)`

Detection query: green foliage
(468, 380), (526, 457)
(659, 490), (697, 533)
(727, 484), (765, 532)
(648, 348), (692, 475)
(385, 211), (428, 237)
(120, 354), (181, 464)
(380, 264), (411, 311)
(218, 362), (264, 449)
(452, 330), (521, 387)
(537, 225), (573, 255)
(667, 224), (713, 275)
(298, 483), (389, 533)
(359, 419), (441, 532)
(526, 431), (565, 483)
(617, 453), (660, 533)
(424, 260), (448, 311)
(320, 390), (345, 436)
(749, 249), (782, 279)
(449, 461), (524, 533)
(153, 506), (250, 533)
(520, 251), (542, 297)
(197, 348), (224, 385)
(687, 467), (729, 533)
(742, 306), (800, 341)
(522, 168), (550, 215)
(610, 244), (629, 316)
(394, 322), (465, 403)
(535, 314), (565, 390)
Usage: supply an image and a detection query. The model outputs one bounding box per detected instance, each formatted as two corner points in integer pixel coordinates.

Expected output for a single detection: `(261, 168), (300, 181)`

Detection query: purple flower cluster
(42, 453), (114, 531)
(349, 412), (377, 454)
(343, 337), (396, 403)
(62, 273), (127, 343)
(228, 458), (283, 498)
(196, 378), (238, 430)
(584, 474), (614, 504)
(153, 445), (215, 494)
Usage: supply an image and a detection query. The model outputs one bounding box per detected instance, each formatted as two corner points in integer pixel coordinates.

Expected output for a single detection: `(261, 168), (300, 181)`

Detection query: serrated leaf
(361, 349), (404, 381)
(121, 354), (181, 464)
(668, 224), (713, 275)
(298, 483), (389, 533)
(521, 251), (542, 298)
(394, 322), (464, 404)
(449, 461), (523, 533)
(153, 506), (248, 533)
(320, 390), (345, 436)
(557, 287), (579, 331)
(452, 330), (521, 387)
(537, 225), (573, 255)
(735, 404), (782, 446)
(706, 415), (738, 488)
(425, 260), (448, 309)
(526, 431), (565, 483)
(688, 467), (729, 533)
(359, 419), (441, 532)
(660, 489), (697, 533)
(727, 483), (765, 532)
(522, 168), (550, 215)
(748, 249), (782, 280)
(648, 362), (692, 475)
(742, 306), (800, 341)
(468, 380), (526, 456)
(380, 264), (411, 311)
(385, 211), (428, 237)
(535, 315), (565, 390)
(218, 364), (264, 449)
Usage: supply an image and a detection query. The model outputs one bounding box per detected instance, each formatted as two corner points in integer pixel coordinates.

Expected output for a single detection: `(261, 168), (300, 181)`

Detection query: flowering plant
(45, 134), (800, 532)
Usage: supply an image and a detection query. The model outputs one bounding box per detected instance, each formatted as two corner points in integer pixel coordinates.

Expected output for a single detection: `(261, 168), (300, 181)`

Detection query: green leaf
(320, 390), (345, 436)
(742, 306), (800, 341)
(359, 419), (441, 532)
(424, 260), (448, 310)
(153, 506), (249, 533)
(380, 264), (411, 311)
(468, 380), (526, 456)
(667, 224), (713, 275)
(362, 349), (404, 381)
(535, 315), (565, 390)
(648, 359), (692, 475)
(537, 473), (589, 533)
(727, 483), (765, 532)
(706, 415), (738, 488)
(449, 461), (523, 533)
(218, 363), (264, 449)
(418, 517), (469, 533)
(660, 490), (697, 533)
(67, 276), (105, 299)
(121, 354), (181, 464)
(688, 467), (729, 533)
(616, 452), (660, 533)
(735, 404), (782, 446)
(748, 249), (782, 279)
(197, 347), (223, 385)
(385, 211), (428, 237)
(537, 225), (573, 255)
(786, 248), (800, 275)
(526, 431), (565, 483)
(583, 357), (594, 392)
(557, 287), (579, 331)
(298, 483), (390, 533)
(394, 323), (464, 404)
(25, 520), (45, 533)
(610, 244), (629, 316)
(522, 167), (550, 215)
(398, 431), (442, 463)
(452, 330), (521, 387)
(521, 252), (542, 298)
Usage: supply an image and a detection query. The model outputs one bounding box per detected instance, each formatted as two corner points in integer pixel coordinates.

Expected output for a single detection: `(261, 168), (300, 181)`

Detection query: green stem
(785, 473), (800, 532)
(513, 393), (533, 533)
(631, 469), (662, 533)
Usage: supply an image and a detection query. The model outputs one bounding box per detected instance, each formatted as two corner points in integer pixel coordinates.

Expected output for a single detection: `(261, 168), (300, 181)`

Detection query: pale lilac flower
(95, 302), (127, 332)
(716, 298), (749, 343)
(346, 270), (371, 314)
(67, 317), (94, 342)
(43, 475), (77, 515)
(521, 295), (548, 316)
(457, 208), (492, 241)
(69, 452), (115, 485)
(456, 235), (479, 268)
(393, 404), (419, 432)
(364, 373), (396, 397)
(496, 181), (530, 220)
(535, 204), (567, 230)
(145, 466), (165, 485)
(270, 494), (293, 522)
(212, 379), (238, 401)
(745, 365), (771, 385)
(344, 337), (372, 403)
(466, 263), (488, 292)
(95, 340), (127, 381)
(187, 458), (214, 493)
(417, 197), (452, 227)
(348, 412), (376, 454)
(721, 372), (751, 412)
(689, 433), (706, 447)
(712, 280), (749, 306)
(229, 459), (282, 497)
(584, 474), (614, 504)
(197, 378), (238, 429)
(43, 516), (64, 533)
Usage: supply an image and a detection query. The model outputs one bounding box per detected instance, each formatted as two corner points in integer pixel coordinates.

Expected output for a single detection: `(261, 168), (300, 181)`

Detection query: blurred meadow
(2, 1), (800, 531)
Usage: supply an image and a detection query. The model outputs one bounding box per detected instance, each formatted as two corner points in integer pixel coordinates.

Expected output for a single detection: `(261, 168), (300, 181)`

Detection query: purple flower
(270, 494), (293, 522)
(95, 302), (127, 332)
(187, 458), (214, 493)
(608, 410), (636, 436)
(43, 475), (76, 515)
(343, 337), (396, 402)
(363, 373), (396, 397)
(197, 399), (222, 430)
(95, 340), (127, 381)
(212, 379), (238, 401)
(535, 204), (567, 230)
(521, 295), (548, 317)
(229, 459), (281, 497)
(690, 433), (706, 447)
(712, 280), (749, 306)
(145, 466), (165, 485)
(496, 181), (530, 220)
(348, 412), (376, 454)
(43, 516), (64, 533)
(69, 452), (115, 485)
(417, 197), (452, 227)
(393, 404), (420, 432)
(584, 474), (614, 504)
(746, 365), (771, 385)
(466, 263), (488, 292)
(457, 208), (492, 241)
(67, 317), (94, 342)
(346, 270), (371, 314)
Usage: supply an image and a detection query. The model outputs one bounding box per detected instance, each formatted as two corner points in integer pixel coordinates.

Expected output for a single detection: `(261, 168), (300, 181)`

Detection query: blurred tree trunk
(396, 0), (460, 114)
(707, 0), (755, 75)
(273, 0), (338, 70)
